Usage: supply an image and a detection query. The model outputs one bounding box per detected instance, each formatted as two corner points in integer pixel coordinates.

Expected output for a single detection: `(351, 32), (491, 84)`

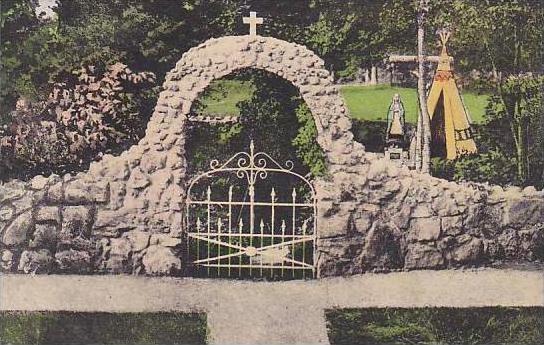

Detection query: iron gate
(185, 141), (316, 279)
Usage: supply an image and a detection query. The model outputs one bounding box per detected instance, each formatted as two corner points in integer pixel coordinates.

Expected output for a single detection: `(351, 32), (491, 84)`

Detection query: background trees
(1, 0), (543, 186)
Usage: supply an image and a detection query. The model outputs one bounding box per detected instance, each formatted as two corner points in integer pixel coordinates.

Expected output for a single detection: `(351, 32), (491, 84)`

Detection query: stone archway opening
(185, 67), (326, 179)
(152, 35), (365, 177)
(183, 68), (324, 279)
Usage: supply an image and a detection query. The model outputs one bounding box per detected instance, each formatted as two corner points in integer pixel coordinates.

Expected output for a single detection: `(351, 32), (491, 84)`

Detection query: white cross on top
(243, 11), (263, 37)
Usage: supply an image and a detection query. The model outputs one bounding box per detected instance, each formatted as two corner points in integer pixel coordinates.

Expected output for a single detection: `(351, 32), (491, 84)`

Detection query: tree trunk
(370, 66), (377, 85)
(515, 103), (530, 183)
(516, 122), (527, 183)
(389, 64), (394, 85)
(417, 0), (431, 173)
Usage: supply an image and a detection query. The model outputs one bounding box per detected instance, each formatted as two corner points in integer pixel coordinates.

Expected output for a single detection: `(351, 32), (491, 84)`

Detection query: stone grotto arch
(0, 35), (542, 276)
(152, 35), (366, 172)
(123, 34), (367, 232)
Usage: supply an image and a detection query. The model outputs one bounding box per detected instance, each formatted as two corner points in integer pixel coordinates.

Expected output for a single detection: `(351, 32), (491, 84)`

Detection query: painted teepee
(427, 29), (477, 159)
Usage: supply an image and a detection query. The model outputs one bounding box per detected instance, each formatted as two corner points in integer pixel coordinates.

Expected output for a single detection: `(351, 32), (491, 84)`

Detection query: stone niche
(1, 35), (543, 277)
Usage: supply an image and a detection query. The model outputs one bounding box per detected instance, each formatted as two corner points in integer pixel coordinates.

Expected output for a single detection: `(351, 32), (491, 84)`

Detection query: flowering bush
(48, 63), (155, 155)
(0, 63), (155, 180)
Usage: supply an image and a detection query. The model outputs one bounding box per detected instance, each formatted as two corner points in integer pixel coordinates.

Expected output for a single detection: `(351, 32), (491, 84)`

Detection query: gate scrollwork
(186, 141), (317, 279)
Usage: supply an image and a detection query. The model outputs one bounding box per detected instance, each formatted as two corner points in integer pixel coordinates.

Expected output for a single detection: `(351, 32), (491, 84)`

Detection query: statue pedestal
(384, 147), (408, 165)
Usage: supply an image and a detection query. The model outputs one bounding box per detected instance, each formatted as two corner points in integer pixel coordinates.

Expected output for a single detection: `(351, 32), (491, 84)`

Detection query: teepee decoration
(427, 29), (477, 159)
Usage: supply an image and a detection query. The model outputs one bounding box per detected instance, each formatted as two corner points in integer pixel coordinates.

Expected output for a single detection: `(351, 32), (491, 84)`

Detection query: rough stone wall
(1, 35), (542, 277)
(316, 158), (544, 277)
(0, 171), (184, 275)
(0, 35), (361, 275)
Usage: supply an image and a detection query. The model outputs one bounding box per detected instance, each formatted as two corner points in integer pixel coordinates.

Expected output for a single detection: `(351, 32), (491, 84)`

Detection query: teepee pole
(415, 104), (423, 171)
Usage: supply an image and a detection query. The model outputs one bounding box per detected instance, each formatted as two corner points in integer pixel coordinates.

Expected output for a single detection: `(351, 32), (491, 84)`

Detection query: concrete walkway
(1, 269), (543, 344)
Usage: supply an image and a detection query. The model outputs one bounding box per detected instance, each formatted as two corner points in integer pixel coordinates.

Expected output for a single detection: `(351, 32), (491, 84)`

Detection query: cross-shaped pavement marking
(2, 269), (543, 344)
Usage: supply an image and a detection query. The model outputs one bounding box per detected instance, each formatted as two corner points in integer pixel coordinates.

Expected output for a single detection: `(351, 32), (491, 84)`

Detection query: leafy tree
(0, 98), (70, 179)
(305, 1), (387, 78)
(485, 75), (544, 185)
(1, 0), (233, 115)
(47, 63), (155, 155)
(0, 0), (41, 116)
(433, 0), (544, 78)
(378, 0), (418, 55)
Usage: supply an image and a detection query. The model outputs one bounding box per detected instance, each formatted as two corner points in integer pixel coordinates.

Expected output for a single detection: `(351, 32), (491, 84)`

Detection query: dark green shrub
(0, 311), (207, 345)
(431, 150), (519, 187)
(326, 307), (544, 345)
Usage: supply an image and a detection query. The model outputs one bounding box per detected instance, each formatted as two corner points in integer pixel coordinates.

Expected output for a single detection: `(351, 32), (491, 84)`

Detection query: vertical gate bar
(249, 184), (255, 277)
(249, 141), (255, 277)
(239, 218), (243, 276)
(302, 219), (307, 279)
(281, 219), (286, 277)
(228, 186), (233, 277)
(207, 186), (211, 276)
(217, 218), (222, 277)
(270, 188), (275, 278)
(260, 219), (264, 276)
(291, 188), (296, 277)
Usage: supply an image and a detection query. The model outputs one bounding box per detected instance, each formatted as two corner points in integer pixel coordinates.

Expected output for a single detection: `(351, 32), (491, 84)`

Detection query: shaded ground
(0, 312), (207, 345)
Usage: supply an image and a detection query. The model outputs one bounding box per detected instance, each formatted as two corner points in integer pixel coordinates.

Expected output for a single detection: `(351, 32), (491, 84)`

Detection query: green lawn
(341, 84), (490, 124)
(199, 79), (255, 116)
(198, 81), (490, 124)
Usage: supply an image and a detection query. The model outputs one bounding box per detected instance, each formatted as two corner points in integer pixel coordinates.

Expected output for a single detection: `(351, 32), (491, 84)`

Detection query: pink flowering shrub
(0, 63), (155, 179)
